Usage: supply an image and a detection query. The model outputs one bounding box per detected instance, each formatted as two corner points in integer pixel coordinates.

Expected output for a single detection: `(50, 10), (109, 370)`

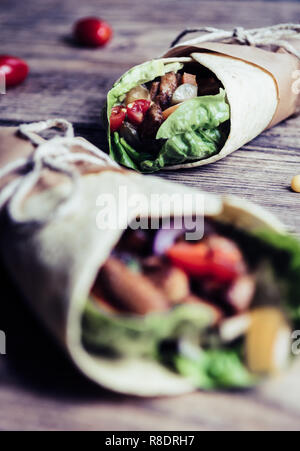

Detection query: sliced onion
(171, 83), (198, 105)
(153, 227), (184, 255)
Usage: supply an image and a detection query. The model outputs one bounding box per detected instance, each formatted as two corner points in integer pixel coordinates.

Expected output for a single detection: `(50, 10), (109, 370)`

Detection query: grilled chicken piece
(139, 103), (163, 140)
(91, 285), (120, 314)
(98, 257), (169, 314)
(155, 71), (178, 110)
(149, 81), (160, 100)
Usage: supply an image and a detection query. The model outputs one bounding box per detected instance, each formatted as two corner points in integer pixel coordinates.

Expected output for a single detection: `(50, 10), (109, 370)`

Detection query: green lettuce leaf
(112, 132), (138, 170)
(107, 60), (184, 119)
(140, 90), (229, 172)
(106, 60), (184, 162)
(175, 348), (256, 389)
(112, 132), (154, 171)
(141, 128), (221, 172)
(82, 302), (215, 358)
(253, 230), (300, 326)
(156, 89), (229, 140)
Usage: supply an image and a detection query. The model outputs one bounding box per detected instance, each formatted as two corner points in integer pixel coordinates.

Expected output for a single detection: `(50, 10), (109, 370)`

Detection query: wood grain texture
(1, 0), (300, 431)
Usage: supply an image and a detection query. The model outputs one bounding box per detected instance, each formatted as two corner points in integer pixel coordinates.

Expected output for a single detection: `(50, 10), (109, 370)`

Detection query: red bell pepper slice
(166, 235), (245, 283)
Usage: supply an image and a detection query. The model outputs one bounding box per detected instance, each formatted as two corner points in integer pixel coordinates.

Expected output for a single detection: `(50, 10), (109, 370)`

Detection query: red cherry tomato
(0, 55), (29, 88)
(126, 99), (150, 125)
(166, 235), (245, 283)
(110, 106), (126, 132)
(74, 17), (113, 47)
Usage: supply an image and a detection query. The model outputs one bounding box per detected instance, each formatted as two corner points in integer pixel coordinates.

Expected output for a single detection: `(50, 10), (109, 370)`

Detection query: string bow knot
(171, 23), (300, 60)
(0, 118), (118, 225)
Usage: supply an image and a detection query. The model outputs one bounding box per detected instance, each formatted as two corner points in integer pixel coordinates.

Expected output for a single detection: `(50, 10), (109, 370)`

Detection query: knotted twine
(0, 118), (118, 226)
(171, 23), (300, 60)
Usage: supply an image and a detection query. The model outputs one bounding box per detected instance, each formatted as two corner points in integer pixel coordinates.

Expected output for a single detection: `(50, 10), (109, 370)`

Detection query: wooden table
(1, 0), (300, 431)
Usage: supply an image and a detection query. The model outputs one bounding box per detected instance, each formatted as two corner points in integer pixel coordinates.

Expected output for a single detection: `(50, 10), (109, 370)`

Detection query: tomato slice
(127, 99), (150, 125)
(110, 106), (126, 132)
(136, 99), (151, 113)
(166, 235), (245, 283)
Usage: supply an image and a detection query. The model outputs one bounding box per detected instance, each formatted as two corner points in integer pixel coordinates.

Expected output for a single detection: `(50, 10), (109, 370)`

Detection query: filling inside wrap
(106, 59), (230, 172)
(82, 219), (300, 389)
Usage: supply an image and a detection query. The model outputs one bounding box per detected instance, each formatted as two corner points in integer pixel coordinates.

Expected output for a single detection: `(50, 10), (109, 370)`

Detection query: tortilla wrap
(0, 126), (289, 396)
(106, 38), (300, 171)
(161, 41), (300, 169)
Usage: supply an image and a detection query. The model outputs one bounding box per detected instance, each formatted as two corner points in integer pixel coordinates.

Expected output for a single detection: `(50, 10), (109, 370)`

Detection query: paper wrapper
(0, 127), (287, 396)
(160, 41), (300, 169)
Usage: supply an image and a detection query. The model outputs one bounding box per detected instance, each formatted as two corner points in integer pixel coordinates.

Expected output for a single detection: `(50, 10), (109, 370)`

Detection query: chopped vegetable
(182, 72), (197, 86)
(127, 99), (151, 125)
(82, 220), (300, 389)
(110, 106), (126, 132)
(226, 274), (256, 313)
(141, 128), (222, 172)
(106, 59), (230, 172)
(171, 83), (198, 105)
(119, 121), (141, 148)
(153, 227), (185, 255)
(156, 89), (229, 140)
(184, 294), (222, 324)
(162, 103), (182, 120)
(125, 85), (150, 105)
(107, 59), (184, 122)
(246, 307), (291, 374)
(112, 132), (138, 170)
(166, 236), (244, 282)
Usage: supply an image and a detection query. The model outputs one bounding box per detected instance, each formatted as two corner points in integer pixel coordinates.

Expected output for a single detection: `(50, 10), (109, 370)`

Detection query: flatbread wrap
(0, 121), (300, 396)
(105, 24), (300, 172)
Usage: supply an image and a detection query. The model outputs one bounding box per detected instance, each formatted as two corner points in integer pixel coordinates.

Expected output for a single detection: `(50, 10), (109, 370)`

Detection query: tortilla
(163, 53), (277, 169)
(0, 127), (289, 396)
(162, 41), (300, 169)
(106, 38), (300, 171)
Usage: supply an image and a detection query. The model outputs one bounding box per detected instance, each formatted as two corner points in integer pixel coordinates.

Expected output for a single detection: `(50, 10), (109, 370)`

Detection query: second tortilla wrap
(1, 126), (296, 396)
(106, 35), (300, 171)
(163, 52), (277, 169)
(162, 39), (300, 169)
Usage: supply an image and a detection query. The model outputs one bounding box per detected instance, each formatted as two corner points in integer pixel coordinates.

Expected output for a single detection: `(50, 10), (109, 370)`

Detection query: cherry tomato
(110, 106), (126, 132)
(166, 235), (245, 283)
(0, 55), (29, 88)
(207, 235), (245, 281)
(74, 17), (113, 47)
(126, 99), (150, 125)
